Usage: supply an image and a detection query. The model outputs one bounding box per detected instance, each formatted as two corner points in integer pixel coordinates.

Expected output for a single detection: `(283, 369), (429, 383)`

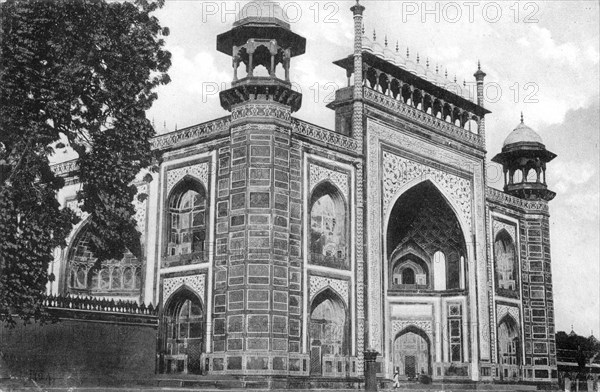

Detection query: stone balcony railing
(43, 294), (158, 316)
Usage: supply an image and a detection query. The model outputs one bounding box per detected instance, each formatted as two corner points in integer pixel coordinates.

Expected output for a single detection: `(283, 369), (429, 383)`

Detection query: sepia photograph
(1, 1), (599, 391)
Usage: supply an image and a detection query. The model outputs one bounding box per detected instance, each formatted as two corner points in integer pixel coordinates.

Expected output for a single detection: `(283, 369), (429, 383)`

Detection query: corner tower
(208, 1), (308, 378)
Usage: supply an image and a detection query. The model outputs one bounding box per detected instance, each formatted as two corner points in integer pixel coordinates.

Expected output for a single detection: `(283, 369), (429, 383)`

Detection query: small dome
(503, 117), (544, 147)
(234, 1), (291, 29)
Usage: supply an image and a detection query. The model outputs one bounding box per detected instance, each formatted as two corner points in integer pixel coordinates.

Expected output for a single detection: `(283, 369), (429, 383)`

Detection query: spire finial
(436, 64), (439, 74)
(454, 74), (457, 83)
(384, 35), (388, 47)
(395, 41), (399, 53)
(417, 53), (420, 64)
(520, 112), (524, 123)
(426, 57), (430, 68)
(478, 60), (481, 70)
(406, 47), (409, 58)
(373, 29), (376, 41)
(445, 68), (448, 78)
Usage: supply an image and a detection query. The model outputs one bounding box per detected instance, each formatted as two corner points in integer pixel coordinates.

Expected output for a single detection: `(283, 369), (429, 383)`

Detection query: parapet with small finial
(357, 30), (477, 102)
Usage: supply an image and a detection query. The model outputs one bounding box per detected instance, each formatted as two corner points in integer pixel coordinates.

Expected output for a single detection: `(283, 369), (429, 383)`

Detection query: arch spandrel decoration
(497, 304), (520, 325)
(163, 274), (206, 304)
(392, 320), (433, 342)
(309, 276), (349, 306)
(382, 151), (472, 230)
(309, 163), (349, 198)
(166, 163), (209, 196)
(493, 220), (517, 243)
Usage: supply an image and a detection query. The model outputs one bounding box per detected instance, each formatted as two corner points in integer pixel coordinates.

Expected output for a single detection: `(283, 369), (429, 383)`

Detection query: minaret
(210, 1), (307, 377)
(492, 114), (556, 201)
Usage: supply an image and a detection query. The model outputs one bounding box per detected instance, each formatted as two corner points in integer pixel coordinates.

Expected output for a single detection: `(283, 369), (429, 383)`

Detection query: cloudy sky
(146, 0), (600, 336)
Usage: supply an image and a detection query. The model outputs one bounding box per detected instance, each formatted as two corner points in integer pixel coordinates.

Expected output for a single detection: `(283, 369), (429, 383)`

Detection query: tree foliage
(0, 0), (171, 325)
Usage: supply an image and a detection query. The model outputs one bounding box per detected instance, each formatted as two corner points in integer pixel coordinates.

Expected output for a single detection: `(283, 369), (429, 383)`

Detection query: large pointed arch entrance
(162, 288), (204, 374)
(385, 180), (470, 379)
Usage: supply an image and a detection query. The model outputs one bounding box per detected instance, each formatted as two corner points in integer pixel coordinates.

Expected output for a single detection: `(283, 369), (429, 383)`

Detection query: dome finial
(478, 60), (481, 70)
(426, 57), (430, 68)
(406, 47), (409, 58)
(416, 53), (420, 64)
(384, 35), (388, 47)
(520, 112), (524, 124)
(395, 41), (399, 52)
(373, 29), (376, 41)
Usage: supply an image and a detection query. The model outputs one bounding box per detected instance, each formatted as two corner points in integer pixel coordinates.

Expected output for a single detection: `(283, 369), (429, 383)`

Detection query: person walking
(393, 370), (400, 389)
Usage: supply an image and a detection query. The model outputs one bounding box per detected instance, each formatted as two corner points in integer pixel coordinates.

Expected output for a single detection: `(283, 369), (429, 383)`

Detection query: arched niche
(392, 326), (432, 378)
(309, 288), (349, 376)
(497, 315), (521, 379)
(309, 181), (349, 270)
(166, 177), (207, 259)
(65, 224), (142, 298)
(494, 229), (518, 298)
(162, 287), (205, 375)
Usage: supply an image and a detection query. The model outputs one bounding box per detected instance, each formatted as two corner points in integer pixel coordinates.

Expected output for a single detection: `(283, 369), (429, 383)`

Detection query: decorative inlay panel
(166, 163), (209, 196)
(392, 319), (433, 341)
(163, 274), (206, 304)
(382, 151), (472, 229)
(496, 304), (520, 325)
(231, 103), (291, 122)
(486, 186), (548, 214)
(493, 219), (517, 242)
(309, 276), (349, 306)
(309, 163), (349, 197)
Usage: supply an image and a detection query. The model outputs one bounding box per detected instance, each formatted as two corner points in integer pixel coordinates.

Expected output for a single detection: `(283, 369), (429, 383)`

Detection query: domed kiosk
(216, 0), (306, 112)
(492, 114), (556, 201)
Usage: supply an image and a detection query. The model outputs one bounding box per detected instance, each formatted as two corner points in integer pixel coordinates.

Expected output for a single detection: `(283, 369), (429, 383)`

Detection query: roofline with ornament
(334, 51), (490, 118)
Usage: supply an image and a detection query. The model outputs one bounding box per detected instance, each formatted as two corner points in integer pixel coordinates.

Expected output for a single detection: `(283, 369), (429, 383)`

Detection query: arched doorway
(498, 315), (520, 379)
(309, 289), (349, 376)
(393, 327), (431, 379)
(163, 288), (204, 374)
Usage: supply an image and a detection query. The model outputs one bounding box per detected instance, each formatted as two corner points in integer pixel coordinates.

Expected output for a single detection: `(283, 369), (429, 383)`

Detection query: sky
(144, 0), (600, 336)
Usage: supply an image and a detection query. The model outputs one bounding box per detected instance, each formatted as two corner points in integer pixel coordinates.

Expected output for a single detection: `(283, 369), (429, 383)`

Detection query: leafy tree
(0, 0), (171, 326)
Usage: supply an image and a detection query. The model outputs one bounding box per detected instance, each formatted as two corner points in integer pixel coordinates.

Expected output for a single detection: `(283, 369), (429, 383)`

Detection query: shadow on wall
(0, 314), (157, 389)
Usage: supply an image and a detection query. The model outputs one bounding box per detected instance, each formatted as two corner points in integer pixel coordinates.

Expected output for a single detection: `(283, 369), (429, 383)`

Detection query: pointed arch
(497, 314), (521, 369)
(166, 176), (207, 259)
(393, 325), (432, 377)
(309, 287), (350, 376)
(494, 229), (518, 296)
(162, 286), (205, 375)
(309, 181), (349, 270)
